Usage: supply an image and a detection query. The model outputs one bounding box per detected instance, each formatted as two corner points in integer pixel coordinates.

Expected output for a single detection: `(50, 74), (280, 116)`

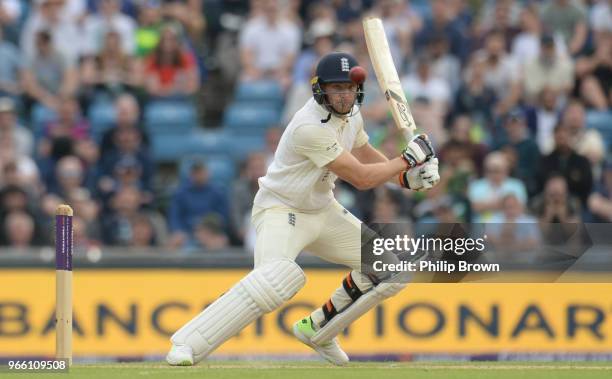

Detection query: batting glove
(400, 134), (435, 169)
(398, 158), (440, 191)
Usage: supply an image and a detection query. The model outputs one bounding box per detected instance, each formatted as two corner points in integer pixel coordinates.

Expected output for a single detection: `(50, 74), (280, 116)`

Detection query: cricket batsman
(166, 52), (440, 366)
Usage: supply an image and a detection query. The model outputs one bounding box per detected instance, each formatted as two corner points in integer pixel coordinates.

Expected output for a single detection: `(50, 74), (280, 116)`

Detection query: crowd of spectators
(0, 0), (610, 254)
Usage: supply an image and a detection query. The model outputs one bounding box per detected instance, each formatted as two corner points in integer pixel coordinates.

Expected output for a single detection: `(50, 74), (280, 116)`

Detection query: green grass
(5, 361), (612, 379)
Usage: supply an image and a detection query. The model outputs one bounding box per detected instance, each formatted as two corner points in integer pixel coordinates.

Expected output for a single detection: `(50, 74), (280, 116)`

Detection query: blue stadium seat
(223, 103), (281, 135)
(234, 80), (283, 105)
(225, 133), (266, 161)
(586, 111), (612, 150)
(179, 154), (236, 188)
(88, 100), (116, 142)
(151, 132), (197, 163)
(144, 100), (198, 135)
(187, 130), (233, 156)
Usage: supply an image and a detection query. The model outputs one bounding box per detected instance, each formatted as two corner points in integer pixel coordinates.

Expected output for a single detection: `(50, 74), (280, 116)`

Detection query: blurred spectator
(161, 0), (205, 51)
(41, 155), (88, 216)
(239, 0), (300, 89)
(86, 0), (138, 17)
(372, 0), (419, 70)
(402, 54), (450, 145)
(427, 34), (461, 95)
(430, 195), (464, 224)
(523, 34), (574, 103)
(100, 93), (148, 154)
(66, 186), (100, 237)
(135, 1), (162, 57)
(168, 161), (229, 249)
(588, 161), (612, 222)
(0, 98), (33, 156)
(3, 211), (36, 248)
(477, 0), (521, 49)
(468, 151), (527, 221)
(283, 20), (335, 122)
(453, 55), (497, 130)
(531, 175), (581, 223)
(144, 24), (199, 98)
(486, 193), (540, 255)
(573, 31), (612, 110)
(191, 214), (230, 251)
(402, 54), (451, 110)
(590, 0), (612, 33)
(537, 123), (592, 205)
(0, 0), (23, 42)
(534, 87), (561, 155)
(415, 0), (469, 62)
(22, 30), (79, 111)
(72, 215), (100, 255)
(499, 110), (541, 196)
(97, 128), (154, 204)
(101, 185), (166, 245)
(540, 0), (588, 56)
(80, 30), (143, 101)
(20, 0), (81, 63)
(0, 28), (22, 98)
(82, 0), (136, 56)
(576, 129), (606, 184)
(129, 212), (157, 247)
(473, 30), (521, 116)
(0, 185), (32, 214)
(293, 20), (335, 85)
(0, 139), (41, 193)
(439, 115), (487, 176)
(63, 0), (87, 22)
(372, 189), (411, 224)
(38, 96), (99, 165)
(561, 100), (601, 147)
(511, 5), (544, 66)
(231, 152), (267, 243)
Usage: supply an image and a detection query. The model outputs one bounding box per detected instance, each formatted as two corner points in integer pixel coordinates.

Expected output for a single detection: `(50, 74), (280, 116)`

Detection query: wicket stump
(55, 205), (73, 365)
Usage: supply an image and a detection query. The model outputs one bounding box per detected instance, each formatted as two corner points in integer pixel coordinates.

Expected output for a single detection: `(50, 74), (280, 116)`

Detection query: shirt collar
(310, 98), (350, 127)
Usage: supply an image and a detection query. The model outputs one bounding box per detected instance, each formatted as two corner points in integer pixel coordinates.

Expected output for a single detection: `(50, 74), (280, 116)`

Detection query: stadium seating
(223, 103), (281, 135)
(186, 129), (233, 156)
(179, 154), (236, 188)
(151, 132), (198, 162)
(188, 129), (266, 161)
(144, 100), (199, 162)
(144, 100), (198, 135)
(87, 100), (117, 142)
(234, 80), (283, 107)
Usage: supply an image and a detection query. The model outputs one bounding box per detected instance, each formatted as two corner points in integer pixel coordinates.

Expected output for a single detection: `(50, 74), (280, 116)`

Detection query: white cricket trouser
(251, 200), (375, 328)
(252, 200), (362, 270)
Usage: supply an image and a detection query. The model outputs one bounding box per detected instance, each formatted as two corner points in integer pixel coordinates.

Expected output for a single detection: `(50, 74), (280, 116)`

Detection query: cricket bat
(363, 17), (417, 143)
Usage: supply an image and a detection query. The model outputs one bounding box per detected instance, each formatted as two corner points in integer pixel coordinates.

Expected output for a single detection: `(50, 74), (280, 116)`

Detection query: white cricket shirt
(254, 98), (369, 212)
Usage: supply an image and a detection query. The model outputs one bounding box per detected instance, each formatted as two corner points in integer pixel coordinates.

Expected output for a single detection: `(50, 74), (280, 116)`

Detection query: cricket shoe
(166, 344), (194, 366)
(293, 317), (349, 366)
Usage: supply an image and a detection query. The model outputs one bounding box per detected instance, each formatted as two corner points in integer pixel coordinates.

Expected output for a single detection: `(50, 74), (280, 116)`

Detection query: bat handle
(402, 129), (414, 144)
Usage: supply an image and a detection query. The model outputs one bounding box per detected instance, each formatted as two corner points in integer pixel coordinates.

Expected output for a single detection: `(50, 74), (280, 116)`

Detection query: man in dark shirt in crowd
(538, 123), (592, 206)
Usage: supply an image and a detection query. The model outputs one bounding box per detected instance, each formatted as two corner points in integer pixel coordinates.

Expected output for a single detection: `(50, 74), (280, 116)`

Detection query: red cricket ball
(349, 66), (367, 84)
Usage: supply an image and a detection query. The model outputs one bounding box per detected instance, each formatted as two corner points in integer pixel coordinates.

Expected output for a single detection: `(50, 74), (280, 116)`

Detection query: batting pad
(311, 278), (408, 344)
(171, 259), (305, 362)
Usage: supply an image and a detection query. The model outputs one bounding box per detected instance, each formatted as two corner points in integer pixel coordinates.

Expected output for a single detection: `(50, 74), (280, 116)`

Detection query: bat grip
(402, 129), (414, 144)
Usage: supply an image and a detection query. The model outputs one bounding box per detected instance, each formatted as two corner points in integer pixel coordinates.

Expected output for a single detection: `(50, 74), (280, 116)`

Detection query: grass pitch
(6, 361), (612, 379)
